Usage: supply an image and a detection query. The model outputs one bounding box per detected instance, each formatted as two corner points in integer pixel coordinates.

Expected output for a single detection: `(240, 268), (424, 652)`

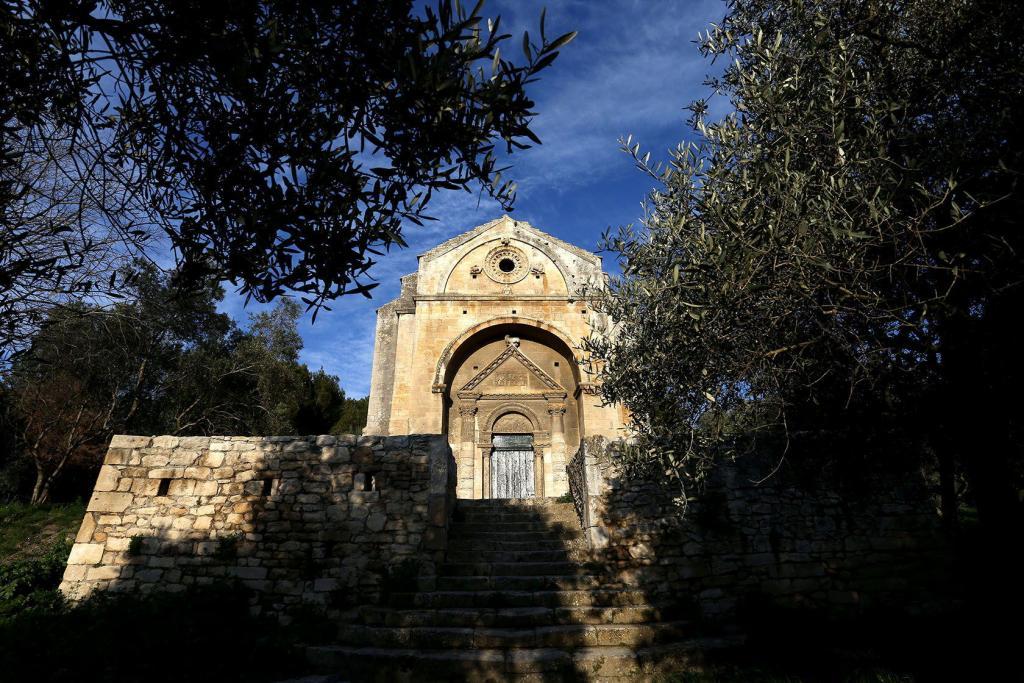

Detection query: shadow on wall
(568, 436), (952, 625)
(59, 434), (456, 620)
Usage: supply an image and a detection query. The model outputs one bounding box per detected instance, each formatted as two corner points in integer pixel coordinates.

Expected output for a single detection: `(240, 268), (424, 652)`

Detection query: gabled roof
(418, 215), (600, 266)
(460, 339), (564, 394)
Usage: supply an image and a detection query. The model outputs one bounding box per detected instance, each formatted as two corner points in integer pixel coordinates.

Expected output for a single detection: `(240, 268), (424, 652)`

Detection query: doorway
(490, 433), (534, 498)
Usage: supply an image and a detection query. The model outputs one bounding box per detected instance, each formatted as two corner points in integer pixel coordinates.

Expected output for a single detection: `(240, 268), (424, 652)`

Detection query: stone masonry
(568, 437), (949, 622)
(60, 434), (455, 618)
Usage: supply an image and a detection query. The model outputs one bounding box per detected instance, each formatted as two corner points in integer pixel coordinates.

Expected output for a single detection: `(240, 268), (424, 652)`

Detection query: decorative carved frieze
(461, 342), (563, 393)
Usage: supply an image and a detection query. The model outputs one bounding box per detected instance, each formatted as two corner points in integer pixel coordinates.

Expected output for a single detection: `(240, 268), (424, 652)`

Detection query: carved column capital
(458, 406), (478, 417)
(547, 403), (567, 416)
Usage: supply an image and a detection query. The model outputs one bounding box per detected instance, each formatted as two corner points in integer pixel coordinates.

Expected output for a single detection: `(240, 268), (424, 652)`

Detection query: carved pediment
(461, 340), (566, 397)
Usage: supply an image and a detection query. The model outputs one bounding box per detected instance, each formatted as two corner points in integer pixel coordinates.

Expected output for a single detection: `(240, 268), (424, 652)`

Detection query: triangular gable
(460, 341), (564, 394)
(419, 215), (601, 266)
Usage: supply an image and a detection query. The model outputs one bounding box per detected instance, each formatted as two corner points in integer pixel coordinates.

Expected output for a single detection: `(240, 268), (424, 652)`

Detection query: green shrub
(0, 585), (308, 682)
(0, 537), (71, 619)
(127, 535), (145, 557)
(213, 533), (243, 561)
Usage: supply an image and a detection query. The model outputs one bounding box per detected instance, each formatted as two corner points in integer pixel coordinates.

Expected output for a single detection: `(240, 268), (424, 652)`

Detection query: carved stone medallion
(484, 244), (529, 284)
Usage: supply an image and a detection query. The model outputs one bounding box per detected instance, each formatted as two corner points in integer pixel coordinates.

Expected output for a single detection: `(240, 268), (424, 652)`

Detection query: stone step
(456, 498), (572, 508)
(306, 637), (742, 681)
(335, 620), (691, 649)
(439, 561), (584, 577)
(445, 549), (579, 563)
(390, 589), (651, 609)
(447, 529), (582, 542)
(449, 521), (580, 533)
(454, 509), (579, 522)
(435, 574), (609, 592)
(358, 604), (673, 628)
(446, 538), (583, 552)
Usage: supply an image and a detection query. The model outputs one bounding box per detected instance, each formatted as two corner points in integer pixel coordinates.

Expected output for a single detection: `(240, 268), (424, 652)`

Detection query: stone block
(352, 446), (374, 464)
(314, 578), (339, 592)
(105, 537), (131, 552)
(68, 543), (105, 565)
(201, 452), (225, 468)
(103, 448), (131, 465)
(62, 565), (87, 582)
(152, 436), (180, 449)
(179, 436), (210, 449)
(366, 513), (387, 532)
(87, 491), (134, 513)
(165, 479), (195, 496)
(91, 466), (120, 494)
(87, 566), (122, 580)
(75, 513), (97, 543)
(195, 481), (219, 496)
(230, 567), (268, 580)
(426, 495), (448, 527)
(141, 454), (170, 468)
(109, 435), (152, 449)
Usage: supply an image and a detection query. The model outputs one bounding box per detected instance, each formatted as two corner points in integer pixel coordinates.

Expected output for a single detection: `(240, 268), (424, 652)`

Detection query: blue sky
(216, 0), (727, 397)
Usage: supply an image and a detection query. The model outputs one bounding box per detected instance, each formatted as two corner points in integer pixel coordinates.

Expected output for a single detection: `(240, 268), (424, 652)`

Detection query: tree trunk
(932, 440), (959, 538)
(30, 461), (51, 505)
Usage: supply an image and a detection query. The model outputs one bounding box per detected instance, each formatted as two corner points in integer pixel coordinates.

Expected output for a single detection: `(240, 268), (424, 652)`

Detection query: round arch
(433, 316), (581, 391)
(441, 234), (572, 294)
(482, 402), (545, 434)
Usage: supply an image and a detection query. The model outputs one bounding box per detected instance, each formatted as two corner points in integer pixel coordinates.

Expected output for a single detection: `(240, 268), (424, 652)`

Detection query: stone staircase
(306, 498), (736, 681)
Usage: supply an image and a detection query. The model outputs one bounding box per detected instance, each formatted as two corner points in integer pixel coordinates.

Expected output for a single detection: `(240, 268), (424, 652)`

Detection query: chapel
(364, 215), (626, 499)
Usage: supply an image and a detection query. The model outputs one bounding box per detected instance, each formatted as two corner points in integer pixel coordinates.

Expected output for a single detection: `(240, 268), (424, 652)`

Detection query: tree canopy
(1, 0), (575, 358)
(0, 267), (368, 503)
(589, 0), (1023, 531)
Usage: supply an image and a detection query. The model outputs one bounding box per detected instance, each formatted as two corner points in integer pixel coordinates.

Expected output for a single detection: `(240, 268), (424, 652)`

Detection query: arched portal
(443, 321), (581, 499)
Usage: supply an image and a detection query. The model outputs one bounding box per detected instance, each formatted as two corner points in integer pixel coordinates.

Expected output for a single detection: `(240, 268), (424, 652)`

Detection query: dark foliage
(0, 584), (312, 682)
(0, 265), (370, 503)
(589, 0), (1024, 537)
(1, 0), (575, 359)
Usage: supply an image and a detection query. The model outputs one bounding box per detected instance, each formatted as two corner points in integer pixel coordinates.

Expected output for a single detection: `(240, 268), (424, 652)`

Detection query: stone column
(480, 444), (491, 498)
(547, 403), (567, 497)
(544, 405), (569, 497)
(534, 447), (544, 497)
(458, 404), (477, 499)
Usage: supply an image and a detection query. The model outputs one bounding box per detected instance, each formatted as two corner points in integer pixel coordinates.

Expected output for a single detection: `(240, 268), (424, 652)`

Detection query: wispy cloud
(217, 1), (727, 398)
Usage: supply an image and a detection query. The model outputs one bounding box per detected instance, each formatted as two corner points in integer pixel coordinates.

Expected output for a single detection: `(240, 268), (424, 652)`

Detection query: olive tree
(588, 0), (1024, 532)
(1, 0), (575, 359)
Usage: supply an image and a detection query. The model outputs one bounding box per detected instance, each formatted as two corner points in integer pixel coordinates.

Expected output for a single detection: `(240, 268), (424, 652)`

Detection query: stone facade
(364, 215), (626, 499)
(568, 437), (949, 621)
(59, 434), (455, 617)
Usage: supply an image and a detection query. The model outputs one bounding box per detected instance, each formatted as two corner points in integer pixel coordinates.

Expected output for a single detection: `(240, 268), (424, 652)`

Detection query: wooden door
(490, 433), (534, 498)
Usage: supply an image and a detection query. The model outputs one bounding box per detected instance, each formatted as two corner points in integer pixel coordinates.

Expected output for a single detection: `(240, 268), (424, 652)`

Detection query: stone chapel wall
(59, 434), (455, 618)
(568, 437), (949, 622)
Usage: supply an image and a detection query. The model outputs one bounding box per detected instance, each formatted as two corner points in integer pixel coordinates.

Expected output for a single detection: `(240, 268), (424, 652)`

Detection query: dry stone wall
(60, 434), (455, 618)
(568, 437), (949, 621)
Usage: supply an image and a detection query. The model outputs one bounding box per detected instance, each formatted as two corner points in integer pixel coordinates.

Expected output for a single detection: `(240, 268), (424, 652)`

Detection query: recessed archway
(442, 321), (581, 499)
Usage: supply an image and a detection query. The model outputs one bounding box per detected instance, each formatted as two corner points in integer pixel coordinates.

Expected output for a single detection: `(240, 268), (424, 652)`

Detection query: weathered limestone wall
(568, 437), (948, 621)
(60, 434), (455, 618)
(364, 215), (625, 444)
